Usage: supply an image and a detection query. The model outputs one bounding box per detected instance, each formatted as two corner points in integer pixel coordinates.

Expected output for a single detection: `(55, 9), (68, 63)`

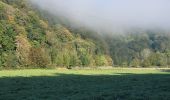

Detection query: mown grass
(0, 68), (170, 100)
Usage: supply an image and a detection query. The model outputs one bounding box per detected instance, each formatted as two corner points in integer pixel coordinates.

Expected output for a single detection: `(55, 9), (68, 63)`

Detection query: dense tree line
(105, 32), (170, 67)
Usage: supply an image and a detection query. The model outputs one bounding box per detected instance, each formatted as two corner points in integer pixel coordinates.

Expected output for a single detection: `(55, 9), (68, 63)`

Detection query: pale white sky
(31, 0), (170, 32)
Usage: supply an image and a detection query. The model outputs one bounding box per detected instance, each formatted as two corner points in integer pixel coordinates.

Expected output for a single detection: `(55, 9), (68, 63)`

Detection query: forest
(0, 0), (170, 69)
(1, 1), (170, 100)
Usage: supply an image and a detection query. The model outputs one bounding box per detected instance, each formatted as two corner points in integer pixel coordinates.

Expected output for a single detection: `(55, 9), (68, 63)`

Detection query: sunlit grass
(0, 68), (169, 77)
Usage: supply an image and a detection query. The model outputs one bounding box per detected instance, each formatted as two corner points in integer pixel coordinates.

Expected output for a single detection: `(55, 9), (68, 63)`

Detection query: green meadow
(0, 68), (170, 100)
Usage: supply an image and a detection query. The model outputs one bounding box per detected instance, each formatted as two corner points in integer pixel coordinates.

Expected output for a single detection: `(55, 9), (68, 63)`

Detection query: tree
(95, 55), (108, 66)
(63, 51), (71, 68)
(80, 54), (91, 66)
(55, 52), (64, 67)
(142, 59), (151, 67)
(69, 50), (79, 67)
(130, 58), (140, 67)
(165, 50), (170, 66)
(1, 51), (18, 68)
(0, 3), (5, 20)
(28, 47), (50, 68)
(105, 55), (113, 66)
(55, 25), (73, 42)
(141, 49), (152, 61)
(16, 34), (31, 67)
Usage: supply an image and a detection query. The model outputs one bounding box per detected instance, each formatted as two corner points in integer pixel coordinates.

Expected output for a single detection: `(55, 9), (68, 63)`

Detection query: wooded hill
(0, 0), (113, 68)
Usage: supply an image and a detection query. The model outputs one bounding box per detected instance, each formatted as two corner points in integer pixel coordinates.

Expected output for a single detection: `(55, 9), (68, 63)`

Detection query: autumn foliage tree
(28, 47), (50, 68)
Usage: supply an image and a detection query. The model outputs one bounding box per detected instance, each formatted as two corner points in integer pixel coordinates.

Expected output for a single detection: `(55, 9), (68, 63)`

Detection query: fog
(30, 0), (170, 33)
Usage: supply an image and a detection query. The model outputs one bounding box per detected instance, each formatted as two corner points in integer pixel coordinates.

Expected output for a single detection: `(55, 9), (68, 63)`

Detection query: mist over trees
(0, 0), (170, 68)
(30, 0), (170, 33)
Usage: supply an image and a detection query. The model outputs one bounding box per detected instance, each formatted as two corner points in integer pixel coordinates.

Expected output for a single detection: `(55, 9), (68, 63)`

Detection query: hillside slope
(0, 0), (113, 68)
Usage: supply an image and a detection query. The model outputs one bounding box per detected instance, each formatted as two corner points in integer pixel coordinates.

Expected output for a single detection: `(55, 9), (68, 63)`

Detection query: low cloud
(30, 0), (170, 33)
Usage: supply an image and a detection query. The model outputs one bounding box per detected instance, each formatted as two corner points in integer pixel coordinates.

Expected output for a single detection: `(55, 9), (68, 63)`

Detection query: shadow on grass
(0, 72), (170, 100)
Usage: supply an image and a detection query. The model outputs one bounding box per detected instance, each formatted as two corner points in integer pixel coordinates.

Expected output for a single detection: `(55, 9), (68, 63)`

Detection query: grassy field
(0, 68), (170, 100)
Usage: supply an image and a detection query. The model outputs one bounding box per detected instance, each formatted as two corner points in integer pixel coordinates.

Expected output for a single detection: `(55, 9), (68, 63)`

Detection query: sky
(30, 0), (170, 33)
